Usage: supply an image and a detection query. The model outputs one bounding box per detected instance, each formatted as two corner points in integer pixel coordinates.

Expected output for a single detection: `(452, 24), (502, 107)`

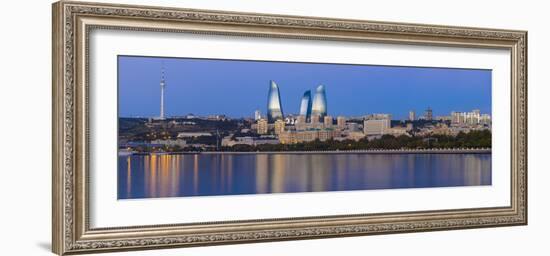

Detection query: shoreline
(124, 148), (491, 156)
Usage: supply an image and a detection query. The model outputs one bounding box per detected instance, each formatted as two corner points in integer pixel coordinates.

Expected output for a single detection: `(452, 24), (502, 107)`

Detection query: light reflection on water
(118, 153), (491, 199)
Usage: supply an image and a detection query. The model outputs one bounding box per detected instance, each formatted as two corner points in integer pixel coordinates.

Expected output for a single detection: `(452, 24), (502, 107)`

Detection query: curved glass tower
(267, 80), (284, 122)
(299, 90), (312, 121)
(311, 85), (327, 118)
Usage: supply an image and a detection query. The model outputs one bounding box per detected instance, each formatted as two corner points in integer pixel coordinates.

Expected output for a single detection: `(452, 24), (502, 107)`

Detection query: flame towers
(299, 90), (312, 121)
(267, 80), (284, 122)
(311, 85), (327, 118)
(265, 82), (327, 123)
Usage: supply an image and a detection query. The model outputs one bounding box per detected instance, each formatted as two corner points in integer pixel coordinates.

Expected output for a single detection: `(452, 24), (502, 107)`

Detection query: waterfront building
(278, 130), (295, 144)
(425, 107), (433, 121)
(254, 110), (261, 120)
(451, 109), (491, 126)
(363, 117), (391, 136)
(234, 137), (255, 146)
(279, 129), (340, 144)
(318, 129), (336, 141)
(409, 111), (416, 121)
(279, 130), (300, 144)
(274, 119), (286, 135)
(324, 115), (333, 128)
(256, 118), (268, 134)
(311, 85), (327, 118)
(267, 80), (284, 122)
(299, 90), (313, 121)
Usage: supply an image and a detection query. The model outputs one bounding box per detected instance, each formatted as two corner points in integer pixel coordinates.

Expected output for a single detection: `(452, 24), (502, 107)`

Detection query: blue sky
(118, 56), (491, 119)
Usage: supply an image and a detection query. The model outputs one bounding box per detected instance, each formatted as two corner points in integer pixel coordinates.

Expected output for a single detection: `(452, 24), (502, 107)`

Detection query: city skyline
(118, 55), (492, 119)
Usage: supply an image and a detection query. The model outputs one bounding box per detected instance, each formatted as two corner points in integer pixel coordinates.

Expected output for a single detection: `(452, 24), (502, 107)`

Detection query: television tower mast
(159, 62), (166, 120)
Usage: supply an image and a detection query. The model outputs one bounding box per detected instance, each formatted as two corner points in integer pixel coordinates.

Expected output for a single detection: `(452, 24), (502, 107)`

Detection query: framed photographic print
(52, 1), (527, 255)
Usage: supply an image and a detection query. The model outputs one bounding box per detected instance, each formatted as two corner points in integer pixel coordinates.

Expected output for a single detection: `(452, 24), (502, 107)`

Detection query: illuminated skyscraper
(267, 80), (284, 123)
(299, 90), (312, 121)
(311, 85), (327, 118)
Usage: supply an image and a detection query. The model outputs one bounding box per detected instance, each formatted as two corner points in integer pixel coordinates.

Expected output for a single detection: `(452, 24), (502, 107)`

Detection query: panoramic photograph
(117, 56), (492, 199)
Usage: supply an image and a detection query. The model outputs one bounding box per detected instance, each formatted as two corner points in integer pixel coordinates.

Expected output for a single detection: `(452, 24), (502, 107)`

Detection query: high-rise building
(267, 80), (284, 123)
(256, 119), (268, 134)
(299, 90), (312, 122)
(274, 119), (286, 135)
(363, 115), (391, 136)
(311, 85), (327, 118)
(451, 111), (460, 123)
(159, 64), (166, 120)
(409, 111), (416, 121)
(425, 107), (433, 121)
(337, 116), (346, 130)
(324, 115), (333, 128)
(451, 109), (491, 125)
(363, 119), (390, 135)
(254, 110), (261, 120)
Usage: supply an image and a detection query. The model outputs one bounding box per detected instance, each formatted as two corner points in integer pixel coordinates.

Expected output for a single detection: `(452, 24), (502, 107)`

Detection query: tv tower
(159, 62), (166, 120)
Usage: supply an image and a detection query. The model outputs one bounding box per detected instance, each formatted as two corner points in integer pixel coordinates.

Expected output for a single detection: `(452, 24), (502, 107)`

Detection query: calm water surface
(118, 153), (491, 199)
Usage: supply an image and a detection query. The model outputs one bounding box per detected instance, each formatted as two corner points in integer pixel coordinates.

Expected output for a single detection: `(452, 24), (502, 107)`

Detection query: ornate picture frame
(52, 1), (527, 255)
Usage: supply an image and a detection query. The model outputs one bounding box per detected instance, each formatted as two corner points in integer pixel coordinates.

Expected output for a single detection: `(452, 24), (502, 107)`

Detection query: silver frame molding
(52, 1), (527, 255)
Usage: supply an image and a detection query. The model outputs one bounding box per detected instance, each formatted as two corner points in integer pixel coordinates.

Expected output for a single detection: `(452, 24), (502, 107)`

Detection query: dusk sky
(118, 55), (491, 119)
